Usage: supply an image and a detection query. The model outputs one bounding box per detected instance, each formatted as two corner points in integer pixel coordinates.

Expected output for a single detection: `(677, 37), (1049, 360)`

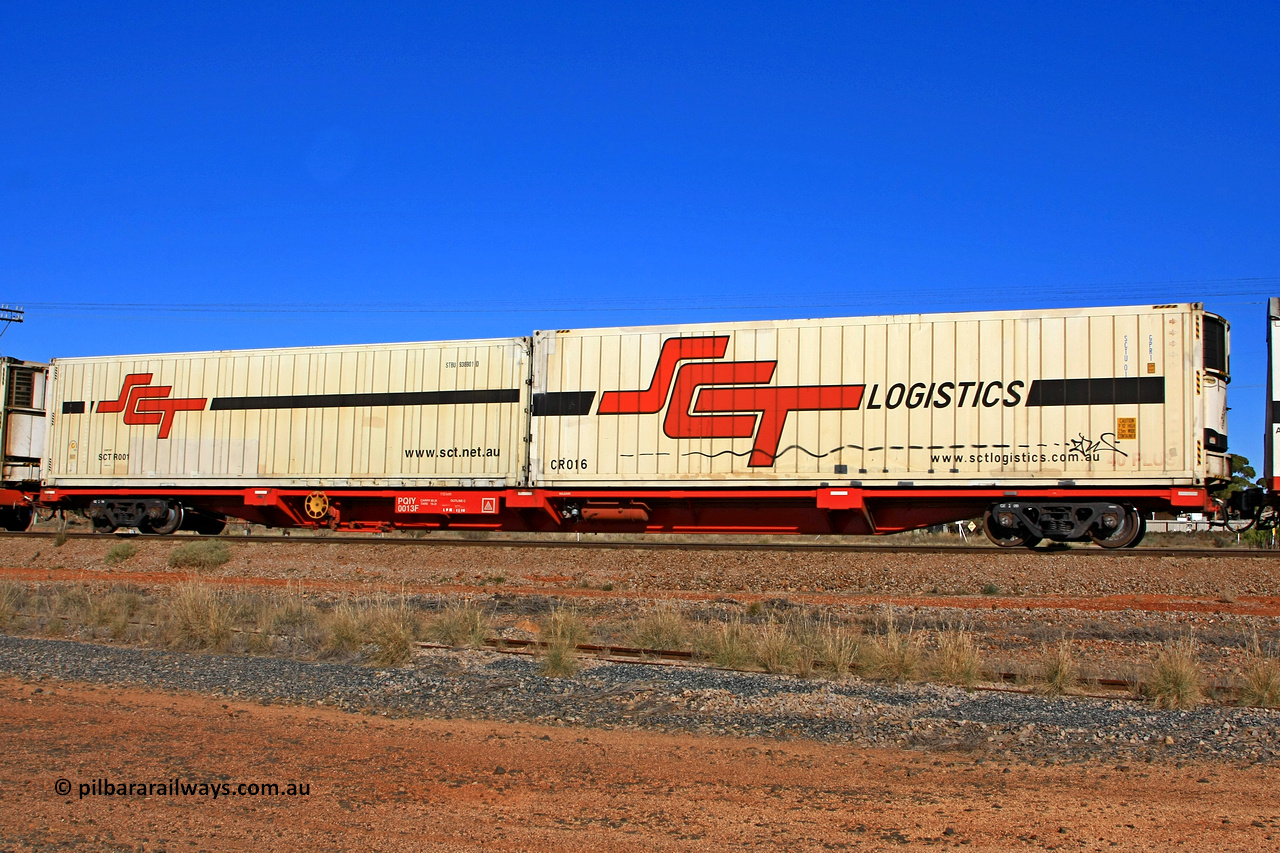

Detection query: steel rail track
(456, 637), (1241, 703)
(1, 529), (1274, 558)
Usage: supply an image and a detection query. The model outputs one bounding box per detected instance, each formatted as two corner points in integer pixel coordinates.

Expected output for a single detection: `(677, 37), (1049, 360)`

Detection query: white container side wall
(531, 305), (1211, 487)
(46, 339), (530, 488)
(1270, 298), (1280, 488)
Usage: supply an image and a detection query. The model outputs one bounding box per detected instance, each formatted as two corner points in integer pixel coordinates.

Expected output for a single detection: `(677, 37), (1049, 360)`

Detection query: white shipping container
(46, 338), (531, 488)
(1, 359), (48, 485)
(531, 304), (1231, 488)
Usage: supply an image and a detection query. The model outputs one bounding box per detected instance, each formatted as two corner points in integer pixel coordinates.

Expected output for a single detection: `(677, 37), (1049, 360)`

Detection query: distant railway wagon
(7, 300), (1276, 546)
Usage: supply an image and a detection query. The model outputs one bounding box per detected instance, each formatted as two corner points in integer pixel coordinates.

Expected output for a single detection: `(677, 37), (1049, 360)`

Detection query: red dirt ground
(5, 563), (1280, 618)
(2, 676), (1276, 852)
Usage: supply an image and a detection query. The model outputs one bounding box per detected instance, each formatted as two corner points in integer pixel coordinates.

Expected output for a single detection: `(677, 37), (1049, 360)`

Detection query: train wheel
(1091, 506), (1144, 549)
(1123, 512), (1147, 548)
(142, 504), (184, 535)
(983, 509), (1036, 548)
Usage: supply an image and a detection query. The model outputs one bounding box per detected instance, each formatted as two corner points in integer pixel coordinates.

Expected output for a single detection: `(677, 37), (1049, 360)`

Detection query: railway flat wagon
(34, 302), (1237, 547)
(529, 303), (1231, 546)
(43, 338), (530, 533)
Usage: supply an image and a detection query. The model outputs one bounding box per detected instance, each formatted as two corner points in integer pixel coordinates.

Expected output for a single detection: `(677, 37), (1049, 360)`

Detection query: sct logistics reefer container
(44, 337), (531, 533)
(38, 303), (1232, 547)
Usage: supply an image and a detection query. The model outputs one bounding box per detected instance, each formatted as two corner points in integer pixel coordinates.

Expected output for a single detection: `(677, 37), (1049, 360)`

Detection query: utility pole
(0, 305), (23, 339)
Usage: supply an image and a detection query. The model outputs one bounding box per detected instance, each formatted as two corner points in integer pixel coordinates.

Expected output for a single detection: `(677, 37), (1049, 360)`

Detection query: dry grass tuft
(929, 627), (983, 688)
(167, 540), (231, 570)
(1038, 639), (1081, 696)
(863, 609), (923, 682)
(160, 582), (234, 650)
(1146, 637), (1204, 710)
(428, 599), (490, 647)
(698, 619), (754, 670)
(542, 606), (591, 647)
(0, 582), (23, 626)
(322, 601), (367, 657)
(1238, 657), (1280, 708)
(1237, 632), (1280, 708)
(266, 595), (320, 634)
(816, 617), (860, 679)
(538, 606), (589, 677)
(365, 602), (421, 668)
(539, 635), (580, 677)
(629, 604), (690, 651)
(104, 542), (137, 566)
(50, 586), (91, 625)
(88, 588), (142, 639)
(753, 619), (803, 674)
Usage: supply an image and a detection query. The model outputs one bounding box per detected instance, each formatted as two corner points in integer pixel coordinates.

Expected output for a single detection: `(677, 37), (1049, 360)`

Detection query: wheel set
(983, 502), (1145, 549)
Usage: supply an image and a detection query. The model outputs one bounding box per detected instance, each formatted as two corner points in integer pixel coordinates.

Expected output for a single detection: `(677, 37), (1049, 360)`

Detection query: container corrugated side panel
(46, 338), (529, 488)
(532, 305), (1199, 487)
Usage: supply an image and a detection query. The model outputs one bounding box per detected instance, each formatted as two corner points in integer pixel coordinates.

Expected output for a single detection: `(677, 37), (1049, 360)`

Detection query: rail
(2, 529), (1276, 557)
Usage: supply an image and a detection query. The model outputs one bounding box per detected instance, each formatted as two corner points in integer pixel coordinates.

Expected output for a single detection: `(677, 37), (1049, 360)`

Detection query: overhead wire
(9, 276), (1279, 318)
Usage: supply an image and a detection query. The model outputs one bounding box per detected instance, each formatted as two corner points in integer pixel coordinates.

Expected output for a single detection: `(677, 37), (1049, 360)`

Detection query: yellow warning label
(1116, 417), (1137, 440)
(1146, 362), (1156, 374)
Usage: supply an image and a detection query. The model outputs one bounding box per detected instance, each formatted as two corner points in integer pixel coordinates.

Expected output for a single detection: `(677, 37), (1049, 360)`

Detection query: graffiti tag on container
(1067, 432), (1128, 460)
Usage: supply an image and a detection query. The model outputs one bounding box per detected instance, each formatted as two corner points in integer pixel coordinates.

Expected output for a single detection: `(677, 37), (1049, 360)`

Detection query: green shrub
(104, 542), (137, 566)
(168, 540), (231, 570)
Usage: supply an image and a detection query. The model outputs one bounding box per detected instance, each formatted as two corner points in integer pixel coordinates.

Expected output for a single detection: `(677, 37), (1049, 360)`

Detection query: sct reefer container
(531, 304), (1231, 487)
(45, 338), (531, 532)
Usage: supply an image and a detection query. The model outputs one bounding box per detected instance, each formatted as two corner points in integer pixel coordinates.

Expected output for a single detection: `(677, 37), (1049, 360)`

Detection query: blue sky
(2, 3), (1277, 467)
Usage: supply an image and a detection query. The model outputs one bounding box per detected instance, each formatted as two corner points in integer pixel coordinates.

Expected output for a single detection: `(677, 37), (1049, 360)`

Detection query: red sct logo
(97, 374), (207, 439)
(597, 336), (866, 466)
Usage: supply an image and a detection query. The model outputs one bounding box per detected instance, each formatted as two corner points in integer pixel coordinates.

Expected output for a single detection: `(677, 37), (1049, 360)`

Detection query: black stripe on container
(209, 389), (520, 411)
(61, 401), (85, 414)
(532, 391), (596, 417)
(1024, 377), (1164, 407)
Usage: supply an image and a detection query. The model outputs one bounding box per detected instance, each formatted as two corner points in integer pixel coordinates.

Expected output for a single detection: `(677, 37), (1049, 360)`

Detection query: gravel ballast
(2, 634), (1275, 765)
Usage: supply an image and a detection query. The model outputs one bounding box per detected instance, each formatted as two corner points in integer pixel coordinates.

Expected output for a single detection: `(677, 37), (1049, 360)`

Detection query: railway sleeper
(985, 501), (1145, 549)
